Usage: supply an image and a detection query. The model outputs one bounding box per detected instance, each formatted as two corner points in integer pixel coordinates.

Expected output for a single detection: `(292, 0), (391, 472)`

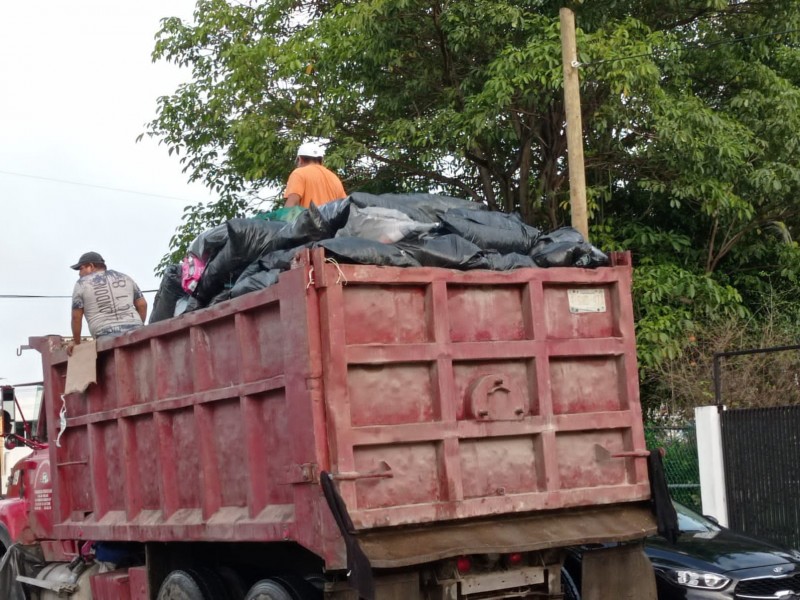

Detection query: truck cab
(0, 385), (52, 557)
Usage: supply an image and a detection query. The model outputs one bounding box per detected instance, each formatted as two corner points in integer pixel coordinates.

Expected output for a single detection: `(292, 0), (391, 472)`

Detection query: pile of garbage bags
(149, 193), (609, 324)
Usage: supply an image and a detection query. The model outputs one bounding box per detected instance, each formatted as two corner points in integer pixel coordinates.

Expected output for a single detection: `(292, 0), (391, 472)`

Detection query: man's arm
(284, 168), (304, 208)
(71, 308), (84, 345)
(134, 297), (148, 323)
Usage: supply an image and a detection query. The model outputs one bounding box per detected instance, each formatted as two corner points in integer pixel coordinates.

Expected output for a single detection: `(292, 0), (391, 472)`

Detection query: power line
(579, 27), (800, 68)
(0, 290), (158, 299)
(0, 294), (76, 298)
(0, 169), (207, 204)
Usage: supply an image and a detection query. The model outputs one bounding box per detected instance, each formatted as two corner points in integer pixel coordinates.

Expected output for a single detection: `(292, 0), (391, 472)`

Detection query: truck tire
(0, 523), (12, 568)
(157, 568), (230, 600)
(244, 579), (293, 600)
(0, 523), (11, 556)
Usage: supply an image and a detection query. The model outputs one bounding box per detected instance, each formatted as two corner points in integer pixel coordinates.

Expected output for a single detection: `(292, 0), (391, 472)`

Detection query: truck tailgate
(313, 251), (649, 530)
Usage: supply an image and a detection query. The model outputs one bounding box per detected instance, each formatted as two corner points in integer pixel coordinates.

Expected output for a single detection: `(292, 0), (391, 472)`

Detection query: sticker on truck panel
(568, 289), (606, 313)
(34, 489), (52, 512)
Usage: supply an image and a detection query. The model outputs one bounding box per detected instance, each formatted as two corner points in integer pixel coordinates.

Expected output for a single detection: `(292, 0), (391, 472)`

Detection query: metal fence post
(695, 405), (729, 526)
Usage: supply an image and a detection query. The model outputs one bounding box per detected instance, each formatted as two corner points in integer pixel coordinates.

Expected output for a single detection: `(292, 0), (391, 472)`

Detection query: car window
(674, 501), (720, 533)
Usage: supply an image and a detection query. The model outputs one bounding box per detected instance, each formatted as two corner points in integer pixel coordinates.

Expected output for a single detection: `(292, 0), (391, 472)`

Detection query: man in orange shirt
(284, 141), (347, 208)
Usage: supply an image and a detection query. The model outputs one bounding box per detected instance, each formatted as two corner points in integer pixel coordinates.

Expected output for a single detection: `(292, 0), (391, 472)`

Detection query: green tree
(146, 0), (671, 253)
(148, 1), (800, 254)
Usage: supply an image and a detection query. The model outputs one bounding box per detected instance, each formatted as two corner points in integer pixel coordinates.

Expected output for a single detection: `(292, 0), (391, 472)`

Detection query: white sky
(0, 1), (214, 391)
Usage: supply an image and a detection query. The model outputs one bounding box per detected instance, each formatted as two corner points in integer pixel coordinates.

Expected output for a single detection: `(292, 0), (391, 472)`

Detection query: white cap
(297, 141), (325, 158)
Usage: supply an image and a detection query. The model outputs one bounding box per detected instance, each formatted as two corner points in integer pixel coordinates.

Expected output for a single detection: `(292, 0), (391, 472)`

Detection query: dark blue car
(562, 501), (800, 599)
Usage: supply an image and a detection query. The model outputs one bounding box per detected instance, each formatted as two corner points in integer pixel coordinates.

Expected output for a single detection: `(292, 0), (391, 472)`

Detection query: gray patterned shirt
(72, 269), (144, 338)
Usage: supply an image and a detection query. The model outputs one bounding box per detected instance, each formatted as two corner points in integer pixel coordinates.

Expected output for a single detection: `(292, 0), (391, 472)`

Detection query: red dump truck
(0, 248), (658, 599)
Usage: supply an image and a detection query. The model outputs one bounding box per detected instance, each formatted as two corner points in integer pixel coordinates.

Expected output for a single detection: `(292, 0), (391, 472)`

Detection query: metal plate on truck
(567, 288), (606, 313)
(460, 566), (544, 594)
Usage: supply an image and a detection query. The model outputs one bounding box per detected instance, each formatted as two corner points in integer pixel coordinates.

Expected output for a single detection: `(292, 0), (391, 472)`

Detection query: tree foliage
(146, 0), (800, 413)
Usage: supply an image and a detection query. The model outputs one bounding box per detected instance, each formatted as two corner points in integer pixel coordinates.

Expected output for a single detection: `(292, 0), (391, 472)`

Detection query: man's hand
(66, 339), (80, 356)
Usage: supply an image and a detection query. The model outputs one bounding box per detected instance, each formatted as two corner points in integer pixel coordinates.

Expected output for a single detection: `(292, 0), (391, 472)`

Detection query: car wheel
(561, 566), (581, 600)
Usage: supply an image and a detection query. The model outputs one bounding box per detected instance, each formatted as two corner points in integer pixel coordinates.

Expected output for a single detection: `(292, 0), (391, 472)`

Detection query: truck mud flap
(647, 451), (679, 543)
(354, 503), (656, 569)
(321, 472), (375, 600)
(580, 542), (657, 600)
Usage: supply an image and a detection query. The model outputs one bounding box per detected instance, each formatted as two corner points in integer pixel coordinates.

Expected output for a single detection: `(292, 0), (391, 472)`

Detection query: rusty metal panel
(318, 255), (649, 530)
(90, 570), (133, 600)
(39, 267), (333, 557)
(357, 503), (656, 569)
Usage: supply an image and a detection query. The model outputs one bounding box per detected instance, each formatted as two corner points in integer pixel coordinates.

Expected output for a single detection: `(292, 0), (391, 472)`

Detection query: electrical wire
(0, 169), (205, 204)
(0, 290), (158, 299)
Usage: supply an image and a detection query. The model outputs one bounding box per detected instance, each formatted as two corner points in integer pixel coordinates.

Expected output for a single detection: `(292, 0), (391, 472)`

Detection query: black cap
(70, 251), (106, 270)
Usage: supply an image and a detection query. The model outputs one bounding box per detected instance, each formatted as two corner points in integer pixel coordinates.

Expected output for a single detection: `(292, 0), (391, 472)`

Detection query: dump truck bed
(38, 249), (651, 569)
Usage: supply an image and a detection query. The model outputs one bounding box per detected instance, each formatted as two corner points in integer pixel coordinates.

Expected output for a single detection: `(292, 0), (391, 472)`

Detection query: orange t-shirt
(284, 164), (346, 209)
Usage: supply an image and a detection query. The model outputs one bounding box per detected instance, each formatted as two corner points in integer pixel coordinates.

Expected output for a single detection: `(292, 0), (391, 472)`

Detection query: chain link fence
(645, 425), (700, 512)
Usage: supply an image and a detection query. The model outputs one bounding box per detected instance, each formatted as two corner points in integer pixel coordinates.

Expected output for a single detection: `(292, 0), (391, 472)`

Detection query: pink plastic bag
(181, 254), (206, 293)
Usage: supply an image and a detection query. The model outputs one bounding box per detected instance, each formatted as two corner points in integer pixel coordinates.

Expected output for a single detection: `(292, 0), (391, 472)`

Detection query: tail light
(506, 552), (524, 566)
(456, 555), (472, 574)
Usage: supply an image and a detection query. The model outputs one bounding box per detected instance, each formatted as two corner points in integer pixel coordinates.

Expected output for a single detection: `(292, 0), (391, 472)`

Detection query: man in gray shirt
(70, 251), (147, 351)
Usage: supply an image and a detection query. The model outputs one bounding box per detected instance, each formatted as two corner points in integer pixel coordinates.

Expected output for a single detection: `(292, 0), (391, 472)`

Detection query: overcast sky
(0, 1), (214, 391)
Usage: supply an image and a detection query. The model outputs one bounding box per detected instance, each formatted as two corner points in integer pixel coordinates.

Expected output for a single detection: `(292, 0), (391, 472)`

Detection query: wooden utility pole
(560, 7), (589, 241)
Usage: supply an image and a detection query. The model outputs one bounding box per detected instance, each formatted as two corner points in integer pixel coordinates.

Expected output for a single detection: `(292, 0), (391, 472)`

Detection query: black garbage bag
(193, 218), (286, 305)
(349, 192), (484, 223)
(273, 200), (351, 249)
(191, 242), (236, 305)
(530, 240), (593, 267)
(0, 543), (45, 600)
(577, 246), (611, 268)
(440, 209), (541, 255)
(337, 205), (439, 243)
(230, 269), (281, 298)
(149, 264), (184, 324)
(530, 226), (586, 249)
(315, 197), (352, 233)
(317, 238), (421, 267)
(398, 234), (490, 270)
(485, 252), (538, 270)
(175, 295), (201, 317)
(529, 226), (610, 268)
(259, 244), (311, 271)
(187, 223), (229, 261)
(208, 288), (233, 306)
(225, 244), (310, 302)
(232, 259), (262, 287)
(227, 218), (288, 261)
